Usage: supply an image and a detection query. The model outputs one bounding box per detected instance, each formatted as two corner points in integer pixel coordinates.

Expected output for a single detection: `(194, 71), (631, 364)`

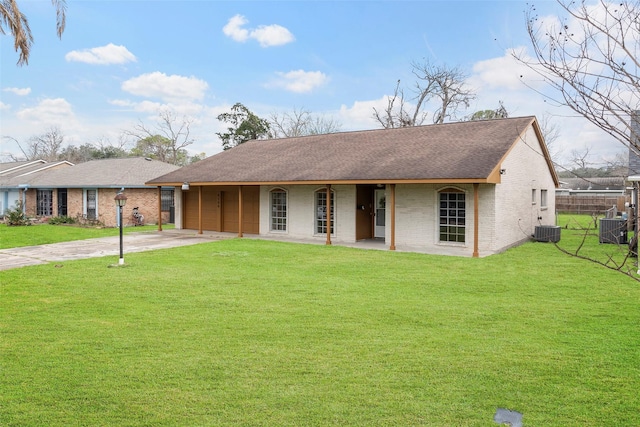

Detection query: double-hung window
(439, 189), (465, 243)
(540, 189), (548, 209)
(270, 189), (287, 231)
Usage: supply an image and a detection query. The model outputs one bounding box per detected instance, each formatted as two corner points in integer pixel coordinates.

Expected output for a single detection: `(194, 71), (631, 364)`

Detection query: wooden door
(356, 185), (373, 240)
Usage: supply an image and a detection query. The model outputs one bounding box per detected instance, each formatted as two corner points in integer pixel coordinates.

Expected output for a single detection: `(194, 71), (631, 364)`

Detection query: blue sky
(0, 0), (624, 165)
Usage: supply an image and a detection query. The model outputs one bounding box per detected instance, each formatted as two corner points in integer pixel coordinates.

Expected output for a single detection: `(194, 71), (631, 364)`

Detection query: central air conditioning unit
(599, 218), (628, 244)
(534, 225), (561, 243)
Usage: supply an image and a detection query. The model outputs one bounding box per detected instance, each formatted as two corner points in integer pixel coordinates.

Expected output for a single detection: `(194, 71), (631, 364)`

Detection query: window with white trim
(315, 189), (334, 235)
(270, 189), (287, 231)
(439, 189), (465, 243)
(541, 189), (548, 208)
(531, 189), (537, 204)
(36, 190), (53, 216)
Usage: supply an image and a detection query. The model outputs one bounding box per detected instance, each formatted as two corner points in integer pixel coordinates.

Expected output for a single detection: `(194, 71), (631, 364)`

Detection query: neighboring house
(556, 177), (628, 215)
(13, 157), (180, 227)
(0, 160), (73, 216)
(557, 177), (626, 195)
(147, 116), (559, 257)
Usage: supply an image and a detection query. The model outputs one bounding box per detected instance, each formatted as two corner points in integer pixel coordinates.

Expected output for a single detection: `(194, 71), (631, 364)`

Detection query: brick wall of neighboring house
(23, 187), (170, 228)
(24, 188), (58, 220)
(67, 188), (84, 221)
(116, 188), (166, 228)
(72, 188), (166, 228)
(23, 189), (36, 218)
(89, 188), (168, 228)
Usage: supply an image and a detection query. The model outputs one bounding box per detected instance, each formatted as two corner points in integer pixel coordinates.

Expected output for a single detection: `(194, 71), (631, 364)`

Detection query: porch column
(157, 186), (163, 232)
(238, 186), (244, 238)
(198, 186), (203, 235)
(473, 183), (479, 258)
(326, 184), (332, 245)
(390, 184), (396, 251)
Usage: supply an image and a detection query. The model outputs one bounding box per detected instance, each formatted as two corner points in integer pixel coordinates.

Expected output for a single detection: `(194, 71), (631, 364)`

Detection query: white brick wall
(494, 126), (557, 251)
(178, 125), (556, 257)
(260, 185), (356, 243)
(391, 183), (478, 256)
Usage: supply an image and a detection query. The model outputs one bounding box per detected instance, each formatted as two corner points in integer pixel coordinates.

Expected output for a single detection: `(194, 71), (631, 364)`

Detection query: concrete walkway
(0, 229), (394, 272)
(0, 230), (233, 271)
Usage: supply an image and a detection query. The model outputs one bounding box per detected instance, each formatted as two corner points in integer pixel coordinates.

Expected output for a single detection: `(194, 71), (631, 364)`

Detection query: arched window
(315, 188), (335, 235)
(270, 188), (287, 231)
(438, 188), (465, 243)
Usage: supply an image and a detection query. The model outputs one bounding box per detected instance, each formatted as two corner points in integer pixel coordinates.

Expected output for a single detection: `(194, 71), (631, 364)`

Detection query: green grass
(0, 223), (174, 249)
(0, 216), (638, 426)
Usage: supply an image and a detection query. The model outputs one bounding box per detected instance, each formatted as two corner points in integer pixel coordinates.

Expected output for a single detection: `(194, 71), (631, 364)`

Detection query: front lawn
(1, 226), (638, 426)
(0, 223), (173, 249)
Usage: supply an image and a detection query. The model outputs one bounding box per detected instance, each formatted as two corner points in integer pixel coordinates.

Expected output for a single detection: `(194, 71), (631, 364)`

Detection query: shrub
(48, 216), (77, 225)
(3, 201), (31, 226)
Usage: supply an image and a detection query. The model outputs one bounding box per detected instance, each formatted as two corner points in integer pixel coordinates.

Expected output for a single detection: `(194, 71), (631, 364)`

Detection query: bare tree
(3, 126), (65, 161)
(570, 146), (593, 171)
(373, 61), (475, 129)
(412, 60), (476, 124)
(605, 151), (630, 176)
(125, 109), (195, 165)
(515, 0), (640, 152)
(537, 113), (561, 160)
(1, 0), (67, 65)
(268, 108), (342, 138)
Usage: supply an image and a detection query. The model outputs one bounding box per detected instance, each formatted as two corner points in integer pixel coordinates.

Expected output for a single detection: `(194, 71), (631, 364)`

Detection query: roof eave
(147, 178), (496, 186)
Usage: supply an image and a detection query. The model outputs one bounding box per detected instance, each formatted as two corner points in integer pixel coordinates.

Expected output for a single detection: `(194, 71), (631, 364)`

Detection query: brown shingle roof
(148, 116), (543, 185)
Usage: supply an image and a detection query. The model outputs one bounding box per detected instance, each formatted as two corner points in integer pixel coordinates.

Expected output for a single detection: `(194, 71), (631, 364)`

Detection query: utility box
(599, 218), (628, 244)
(534, 225), (561, 243)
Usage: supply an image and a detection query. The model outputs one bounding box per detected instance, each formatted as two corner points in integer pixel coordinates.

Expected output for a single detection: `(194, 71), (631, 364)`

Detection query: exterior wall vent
(534, 225), (561, 243)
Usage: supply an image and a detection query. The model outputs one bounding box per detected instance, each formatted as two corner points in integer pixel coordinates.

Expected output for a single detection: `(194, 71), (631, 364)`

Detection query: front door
(57, 189), (67, 216)
(374, 188), (386, 238)
(355, 185), (374, 240)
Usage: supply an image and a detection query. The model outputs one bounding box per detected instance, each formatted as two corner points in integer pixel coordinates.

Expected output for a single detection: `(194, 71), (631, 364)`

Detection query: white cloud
(65, 43), (137, 65)
(268, 70), (328, 93)
(16, 98), (75, 124)
(251, 24), (295, 47)
(466, 46), (626, 166)
(223, 14), (250, 42)
(3, 87), (31, 96)
(223, 14), (294, 47)
(121, 72), (209, 102)
(336, 97), (393, 130)
(0, 101), (10, 110)
(470, 47), (536, 92)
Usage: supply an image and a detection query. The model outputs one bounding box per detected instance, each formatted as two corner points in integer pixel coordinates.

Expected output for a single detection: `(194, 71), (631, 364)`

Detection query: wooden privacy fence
(555, 195), (629, 214)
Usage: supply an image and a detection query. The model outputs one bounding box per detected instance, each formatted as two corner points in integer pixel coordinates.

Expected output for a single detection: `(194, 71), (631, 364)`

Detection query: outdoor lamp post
(114, 192), (127, 265)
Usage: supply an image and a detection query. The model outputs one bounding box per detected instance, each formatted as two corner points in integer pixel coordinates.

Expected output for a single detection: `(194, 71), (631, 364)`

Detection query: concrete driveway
(0, 230), (233, 271)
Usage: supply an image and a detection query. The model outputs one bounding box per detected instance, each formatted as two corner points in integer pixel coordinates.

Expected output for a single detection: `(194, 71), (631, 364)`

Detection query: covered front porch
(152, 182), (483, 257)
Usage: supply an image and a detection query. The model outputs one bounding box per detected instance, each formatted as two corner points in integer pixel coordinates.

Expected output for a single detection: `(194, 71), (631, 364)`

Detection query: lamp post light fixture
(114, 191), (128, 265)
